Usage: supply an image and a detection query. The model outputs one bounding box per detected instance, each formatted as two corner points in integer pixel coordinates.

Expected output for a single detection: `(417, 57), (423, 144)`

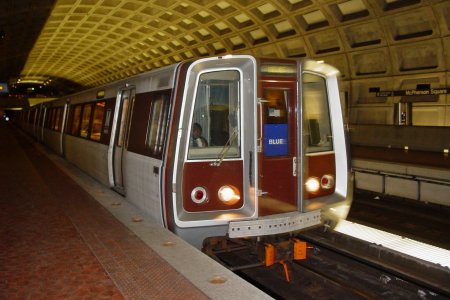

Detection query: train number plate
(227, 210), (321, 238)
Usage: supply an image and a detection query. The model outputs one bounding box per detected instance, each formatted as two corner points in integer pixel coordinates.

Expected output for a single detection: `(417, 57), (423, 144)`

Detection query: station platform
(0, 121), (271, 299)
(351, 145), (450, 169)
(350, 145), (450, 207)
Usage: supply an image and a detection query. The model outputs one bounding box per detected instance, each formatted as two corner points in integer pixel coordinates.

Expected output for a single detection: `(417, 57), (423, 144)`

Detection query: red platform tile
(0, 123), (207, 299)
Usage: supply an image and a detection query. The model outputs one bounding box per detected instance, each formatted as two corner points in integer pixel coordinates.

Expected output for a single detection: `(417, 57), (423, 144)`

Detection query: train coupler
(260, 238), (310, 282)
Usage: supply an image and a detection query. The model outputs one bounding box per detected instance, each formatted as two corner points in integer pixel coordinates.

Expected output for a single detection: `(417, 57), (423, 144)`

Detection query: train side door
(40, 105), (47, 142)
(258, 81), (298, 215)
(109, 87), (135, 194)
(60, 103), (69, 156)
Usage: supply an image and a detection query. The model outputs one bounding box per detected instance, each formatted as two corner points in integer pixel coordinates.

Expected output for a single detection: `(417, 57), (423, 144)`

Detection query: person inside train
(191, 122), (208, 147)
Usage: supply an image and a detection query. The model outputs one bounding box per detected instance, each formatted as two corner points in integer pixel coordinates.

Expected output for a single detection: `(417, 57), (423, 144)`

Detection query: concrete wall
(349, 124), (450, 152)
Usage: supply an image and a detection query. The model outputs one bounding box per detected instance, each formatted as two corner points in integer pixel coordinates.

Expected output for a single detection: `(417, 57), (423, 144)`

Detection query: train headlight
(191, 187), (207, 204)
(321, 175), (335, 189)
(218, 185), (240, 205)
(305, 177), (320, 193)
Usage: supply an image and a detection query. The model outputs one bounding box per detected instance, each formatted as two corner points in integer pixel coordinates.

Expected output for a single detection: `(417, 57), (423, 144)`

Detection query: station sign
(375, 88), (450, 97)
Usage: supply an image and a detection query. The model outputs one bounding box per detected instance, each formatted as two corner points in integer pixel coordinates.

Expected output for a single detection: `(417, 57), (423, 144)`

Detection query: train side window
(58, 107), (64, 130)
(188, 70), (241, 160)
(53, 108), (58, 129)
(65, 107), (71, 133)
(103, 108), (112, 134)
(51, 108), (55, 130)
(71, 105), (82, 136)
(302, 73), (333, 153)
(48, 108), (53, 129)
(145, 93), (169, 158)
(46, 108), (53, 129)
(90, 101), (105, 141)
(80, 104), (93, 138)
(54, 107), (62, 131)
(117, 97), (130, 147)
(100, 99), (115, 144)
(29, 109), (36, 124)
(127, 93), (151, 154)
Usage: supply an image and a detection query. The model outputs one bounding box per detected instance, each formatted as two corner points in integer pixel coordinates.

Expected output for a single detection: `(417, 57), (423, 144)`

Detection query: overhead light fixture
(16, 77), (50, 85)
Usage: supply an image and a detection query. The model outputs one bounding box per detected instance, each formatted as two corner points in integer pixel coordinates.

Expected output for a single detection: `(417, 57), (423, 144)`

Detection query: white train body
(17, 56), (352, 247)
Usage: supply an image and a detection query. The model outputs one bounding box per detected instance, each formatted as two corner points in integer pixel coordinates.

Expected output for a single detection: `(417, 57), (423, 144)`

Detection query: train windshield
(188, 70), (241, 160)
(302, 73), (333, 153)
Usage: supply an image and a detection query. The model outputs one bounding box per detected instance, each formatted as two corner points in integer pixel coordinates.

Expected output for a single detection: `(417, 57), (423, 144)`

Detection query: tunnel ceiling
(0, 0), (56, 85)
(3, 0), (450, 94)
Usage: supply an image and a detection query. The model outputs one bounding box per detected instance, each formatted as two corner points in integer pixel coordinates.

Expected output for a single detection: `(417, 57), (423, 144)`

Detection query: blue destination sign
(264, 124), (288, 157)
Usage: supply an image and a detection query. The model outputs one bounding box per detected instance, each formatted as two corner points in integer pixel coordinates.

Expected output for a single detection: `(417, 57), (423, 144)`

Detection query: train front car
(164, 55), (351, 248)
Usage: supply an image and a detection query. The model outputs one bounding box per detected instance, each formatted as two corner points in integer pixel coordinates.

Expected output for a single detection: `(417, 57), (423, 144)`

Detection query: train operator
(191, 123), (208, 147)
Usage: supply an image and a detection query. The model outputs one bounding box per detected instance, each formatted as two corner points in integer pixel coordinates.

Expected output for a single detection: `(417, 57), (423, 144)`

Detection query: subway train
(16, 55), (352, 248)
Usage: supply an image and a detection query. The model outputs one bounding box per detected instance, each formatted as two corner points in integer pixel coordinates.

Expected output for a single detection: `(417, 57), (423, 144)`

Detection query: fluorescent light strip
(335, 220), (450, 268)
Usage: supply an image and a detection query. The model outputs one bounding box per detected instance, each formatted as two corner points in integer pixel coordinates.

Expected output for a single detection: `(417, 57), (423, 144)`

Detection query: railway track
(204, 228), (450, 299)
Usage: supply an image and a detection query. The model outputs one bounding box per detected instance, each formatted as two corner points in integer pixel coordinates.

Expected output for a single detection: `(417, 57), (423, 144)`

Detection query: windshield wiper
(210, 128), (238, 167)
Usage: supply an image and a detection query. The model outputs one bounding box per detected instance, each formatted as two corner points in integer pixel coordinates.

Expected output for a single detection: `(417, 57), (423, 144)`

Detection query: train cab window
(302, 73), (333, 153)
(80, 104), (92, 138)
(71, 105), (82, 136)
(188, 70), (241, 160)
(90, 101), (105, 141)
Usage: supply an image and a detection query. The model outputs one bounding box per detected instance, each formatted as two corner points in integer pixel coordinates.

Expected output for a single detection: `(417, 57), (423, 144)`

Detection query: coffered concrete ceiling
(2, 0), (450, 94)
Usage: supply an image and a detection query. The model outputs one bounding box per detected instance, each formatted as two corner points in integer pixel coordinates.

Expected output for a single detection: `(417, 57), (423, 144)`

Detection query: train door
(35, 104), (44, 139)
(59, 103), (69, 156)
(39, 105), (47, 142)
(109, 86), (135, 194)
(258, 81), (298, 215)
